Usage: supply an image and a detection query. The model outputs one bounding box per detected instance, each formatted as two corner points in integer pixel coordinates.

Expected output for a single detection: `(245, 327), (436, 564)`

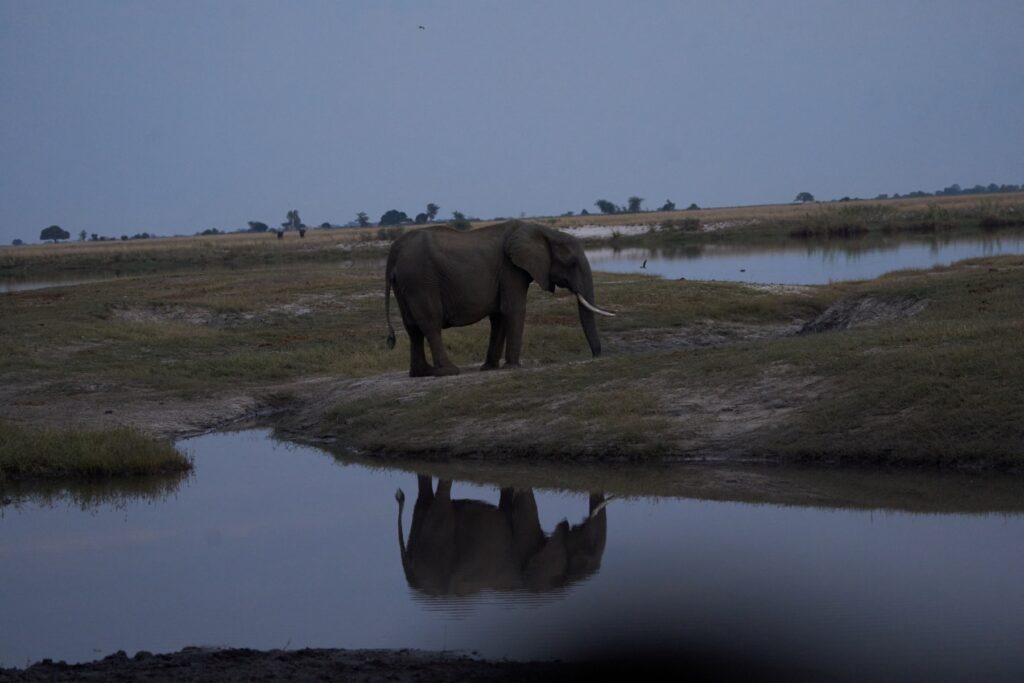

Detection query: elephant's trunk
(575, 261), (602, 358)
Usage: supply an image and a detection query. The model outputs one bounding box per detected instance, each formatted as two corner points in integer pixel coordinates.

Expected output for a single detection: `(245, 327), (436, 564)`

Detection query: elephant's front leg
(504, 309), (525, 368)
(480, 313), (507, 371)
(501, 280), (530, 368)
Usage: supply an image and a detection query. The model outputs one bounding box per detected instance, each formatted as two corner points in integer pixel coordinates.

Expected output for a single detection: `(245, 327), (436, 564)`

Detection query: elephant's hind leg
(406, 326), (434, 377)
(423, 327), (460, 376)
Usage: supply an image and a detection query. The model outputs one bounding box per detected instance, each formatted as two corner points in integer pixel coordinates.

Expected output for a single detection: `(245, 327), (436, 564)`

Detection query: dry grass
(536, 192), (1024, 229)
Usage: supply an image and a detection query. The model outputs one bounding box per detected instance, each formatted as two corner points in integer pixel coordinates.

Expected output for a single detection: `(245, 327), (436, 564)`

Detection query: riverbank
(4, 193), (1022, 277)
(1, 254), (1022, 475)
(0, 645), (821, 682)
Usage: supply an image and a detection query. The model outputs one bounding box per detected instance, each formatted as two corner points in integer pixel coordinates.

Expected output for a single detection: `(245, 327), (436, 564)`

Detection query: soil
(0, 646), (824, 682)
(799, 295), (928, 334)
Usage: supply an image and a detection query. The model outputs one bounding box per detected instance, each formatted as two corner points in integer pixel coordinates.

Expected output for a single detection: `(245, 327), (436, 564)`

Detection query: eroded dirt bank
(0, 646), (826, 682)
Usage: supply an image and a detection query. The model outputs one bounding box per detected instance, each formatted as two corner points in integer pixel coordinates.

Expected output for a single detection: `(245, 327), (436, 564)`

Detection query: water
(587, 234), (1024, 284)
(2, 430), (1023, 680)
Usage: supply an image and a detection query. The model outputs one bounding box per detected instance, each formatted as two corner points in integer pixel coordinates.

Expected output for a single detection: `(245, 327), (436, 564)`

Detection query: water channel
(586, 233), (1024, 284)
(3, 430), (1023, 680)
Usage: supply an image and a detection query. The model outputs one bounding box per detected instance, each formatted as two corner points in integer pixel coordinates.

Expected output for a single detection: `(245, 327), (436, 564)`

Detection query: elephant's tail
(395, 488), (411, 575)
(384, 255), (397, 350)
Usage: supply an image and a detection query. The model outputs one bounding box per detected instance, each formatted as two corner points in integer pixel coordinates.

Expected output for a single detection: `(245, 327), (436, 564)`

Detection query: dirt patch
(0, 647), (561, 682)
(112, 303), (234, 326)
(799, 296), (928, 334)
(607, 320), (802, 353)
(0, 645), (820, 682)
(111, 294), (341, 327)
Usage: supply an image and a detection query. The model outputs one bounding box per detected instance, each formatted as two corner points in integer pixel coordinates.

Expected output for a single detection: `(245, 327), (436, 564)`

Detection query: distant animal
(276, 229), (284, 240)
(418, 25), (426, 30)
(384, 220), (614, 377)
(641, 259), (647, 269)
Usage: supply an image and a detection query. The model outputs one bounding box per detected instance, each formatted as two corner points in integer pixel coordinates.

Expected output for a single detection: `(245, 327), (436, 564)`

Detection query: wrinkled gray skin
(395, 476), (607, 596)
(385, 220), (603, 377)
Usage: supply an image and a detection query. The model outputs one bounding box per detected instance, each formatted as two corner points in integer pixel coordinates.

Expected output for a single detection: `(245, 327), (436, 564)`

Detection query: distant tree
(356, 212), (370, 227)
(580, 208), (590, 216)
(40, 225), (70, 243)
(450, 218), (472, 231)
(199, 228), (221, 236)
(451, 210), (466, 221)
(659, 199), (676, 212)
(320, 222), (332, 229)
(414, 212), (429, 224)
(120, 235), (129, 241)
(795, 192), (815, 203)
(426, 203), (440, 221)
(686, 203), (700, 210)
(594, 199), (617, 214)
(627, 196), (644, 213)
(78, 229), (87, 241)
(875, 194), (889, 200)
(12, 238), (23, 246)
(90, 233), (99, 241)
(248, 221), (269, 233)
(561, 211), (575, 217)
(379, 209), (410, 226)
(282, 210), (303, 231)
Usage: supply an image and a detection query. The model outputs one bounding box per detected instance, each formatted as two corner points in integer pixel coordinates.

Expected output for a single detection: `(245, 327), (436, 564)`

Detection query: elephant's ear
(506, 224), (552, 291)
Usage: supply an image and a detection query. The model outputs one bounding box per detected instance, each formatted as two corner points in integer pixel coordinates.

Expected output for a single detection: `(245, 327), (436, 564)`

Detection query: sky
(1, 0), (1022, 242)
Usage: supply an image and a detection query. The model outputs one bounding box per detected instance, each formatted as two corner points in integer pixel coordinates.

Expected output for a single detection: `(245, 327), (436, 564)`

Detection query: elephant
(384, 220), (614, 377)
(394, 476), (609, 596)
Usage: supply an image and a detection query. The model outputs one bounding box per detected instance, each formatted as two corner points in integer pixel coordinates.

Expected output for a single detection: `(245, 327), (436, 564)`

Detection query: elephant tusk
(590, 495), (615, 518)
(576, 293), (616, 317)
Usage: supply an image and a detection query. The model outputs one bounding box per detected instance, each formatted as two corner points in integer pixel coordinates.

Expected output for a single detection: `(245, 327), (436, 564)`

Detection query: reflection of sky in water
(587, 235), (1024, 284)
(2, 431), (1023, 680)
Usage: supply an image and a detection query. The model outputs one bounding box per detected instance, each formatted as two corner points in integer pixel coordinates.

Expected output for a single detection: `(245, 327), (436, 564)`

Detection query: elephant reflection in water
(395, 476), (608, 596)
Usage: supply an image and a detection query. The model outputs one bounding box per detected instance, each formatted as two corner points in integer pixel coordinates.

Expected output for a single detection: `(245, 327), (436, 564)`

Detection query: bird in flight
(418, 25), (426, 30)
(641, 259), (648, 269)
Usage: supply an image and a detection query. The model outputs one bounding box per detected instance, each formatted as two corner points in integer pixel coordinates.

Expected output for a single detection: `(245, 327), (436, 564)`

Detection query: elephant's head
(505, 223), (614, 358)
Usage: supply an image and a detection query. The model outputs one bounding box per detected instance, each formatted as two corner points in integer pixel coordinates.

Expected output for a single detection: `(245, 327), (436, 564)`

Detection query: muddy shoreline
(0, 645), (828, 682)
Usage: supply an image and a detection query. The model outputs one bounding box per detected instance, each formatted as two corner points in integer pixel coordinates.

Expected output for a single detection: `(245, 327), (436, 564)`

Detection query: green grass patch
(0, 422), (191, 484)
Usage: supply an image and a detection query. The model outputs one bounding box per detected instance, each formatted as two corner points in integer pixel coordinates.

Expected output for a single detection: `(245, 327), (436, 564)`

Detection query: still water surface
(2, 431), (1023, 680)
(587, 234), (1024, 284)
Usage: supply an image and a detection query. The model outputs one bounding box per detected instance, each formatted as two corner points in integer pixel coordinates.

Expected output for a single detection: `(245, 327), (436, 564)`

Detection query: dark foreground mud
(0, 646), (829, 682)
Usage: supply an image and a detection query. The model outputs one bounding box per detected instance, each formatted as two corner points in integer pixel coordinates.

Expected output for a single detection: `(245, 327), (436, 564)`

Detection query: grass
(0, 226), (395, 276)
(0, 422), (191, 485)
(315, 255), (1024, 470)
(3, 239), (1023, 472)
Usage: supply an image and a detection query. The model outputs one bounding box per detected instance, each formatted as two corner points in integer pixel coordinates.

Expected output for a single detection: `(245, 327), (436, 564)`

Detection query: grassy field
(309, 255), (1024, 470)
(2, 204), (1022, 474)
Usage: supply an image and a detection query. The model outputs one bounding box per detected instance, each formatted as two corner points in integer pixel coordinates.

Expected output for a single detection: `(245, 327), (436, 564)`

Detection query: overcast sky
(1, 1), (1022, 242)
